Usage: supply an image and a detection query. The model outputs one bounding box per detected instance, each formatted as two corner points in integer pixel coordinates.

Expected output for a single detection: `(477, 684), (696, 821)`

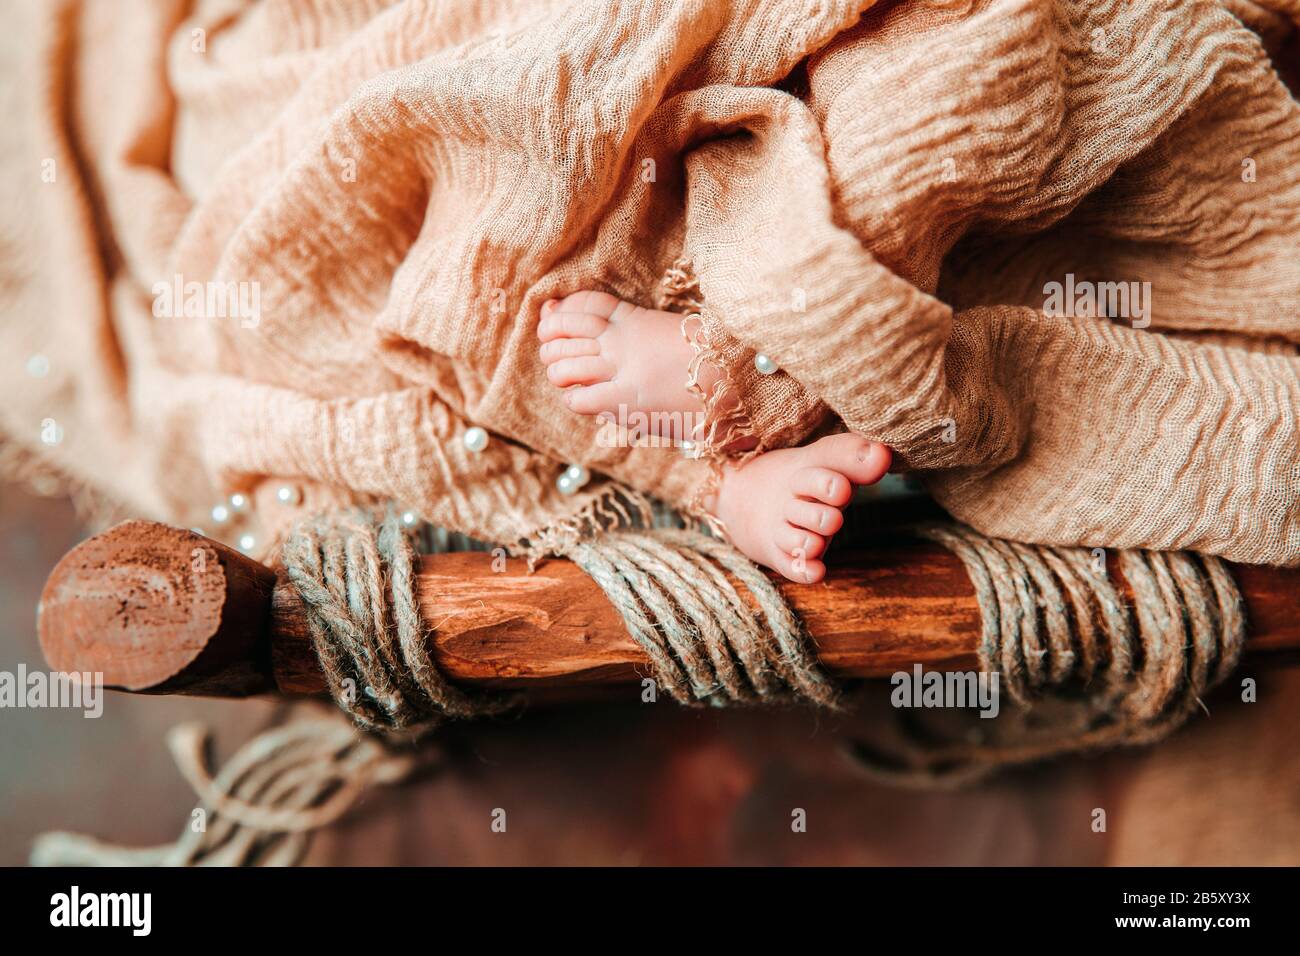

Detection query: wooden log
(38, 521), (276, 696)
(37, 520), (1300, 699)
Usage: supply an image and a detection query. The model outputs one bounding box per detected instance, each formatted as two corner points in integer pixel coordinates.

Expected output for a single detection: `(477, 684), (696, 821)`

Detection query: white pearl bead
(26, 354), (50, 378)
(563, 464), (589, 487)
(229, 493), (248, 512)
(276, 484), (302, 506)
(401, 511), (417, 526)
(556, 472), (578, 496)
(463, 426), (489, 453)
(211, 504), (231, 524)
(238, 533), (256, 552)
(754, 353), (778, 375)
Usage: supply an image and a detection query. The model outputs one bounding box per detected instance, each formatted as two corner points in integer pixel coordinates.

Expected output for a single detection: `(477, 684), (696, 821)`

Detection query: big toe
(802, 433), (892, 486)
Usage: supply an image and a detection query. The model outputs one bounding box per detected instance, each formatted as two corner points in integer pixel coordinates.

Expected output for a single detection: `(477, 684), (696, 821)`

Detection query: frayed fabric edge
(658, 257), (764, 541)
(511, 481), (663, 568)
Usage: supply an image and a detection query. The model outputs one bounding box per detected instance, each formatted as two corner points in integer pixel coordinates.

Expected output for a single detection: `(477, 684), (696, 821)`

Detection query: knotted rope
(844, 524), (1246, 787)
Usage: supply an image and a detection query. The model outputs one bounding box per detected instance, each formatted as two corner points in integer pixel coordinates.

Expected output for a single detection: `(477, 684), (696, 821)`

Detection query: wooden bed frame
(34, 520), (1300, 701)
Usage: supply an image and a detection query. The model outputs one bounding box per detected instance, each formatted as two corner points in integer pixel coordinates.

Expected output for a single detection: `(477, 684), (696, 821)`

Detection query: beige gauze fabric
(1, 0), (1297, 564)
(682, 0), (1300, 564)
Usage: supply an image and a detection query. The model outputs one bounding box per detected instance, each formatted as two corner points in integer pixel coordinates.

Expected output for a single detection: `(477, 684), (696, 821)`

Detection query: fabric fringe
(657, 257), (765, 534)
(659, 258), (764, 466)
(512, 482), (661, 568)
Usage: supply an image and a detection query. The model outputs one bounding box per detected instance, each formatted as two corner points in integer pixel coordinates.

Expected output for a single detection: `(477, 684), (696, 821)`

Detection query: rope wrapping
(279, 509), (514, 735)
(32, 511), (1250, 864)
(843, 524), (1247, 788)
(570, 529), (838, 709)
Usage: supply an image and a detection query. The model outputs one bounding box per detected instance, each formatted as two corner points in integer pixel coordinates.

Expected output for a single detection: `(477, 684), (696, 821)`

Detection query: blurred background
(4, 478), (1298, 866)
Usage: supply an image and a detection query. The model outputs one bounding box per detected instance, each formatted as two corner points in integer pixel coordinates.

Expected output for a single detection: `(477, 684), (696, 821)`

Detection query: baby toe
(565, 381), (625, 415)
(775, 524), (827, 560)
(555, 290), (623, 318)
(538, 309), (609, 343)
(546, 356), (615, 387)
(790, 466), (853, 507)
(539, 337), (601, 364)
(770, 547), (826, 585)
(801, 433), (892, 486)
(543, 356), (613, 390)
(784, 498), (843, 535)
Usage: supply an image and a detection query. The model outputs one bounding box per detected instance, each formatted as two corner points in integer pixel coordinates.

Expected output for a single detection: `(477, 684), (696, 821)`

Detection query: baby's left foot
(709, 433), (892, 583)
(537, 291), (717, 443)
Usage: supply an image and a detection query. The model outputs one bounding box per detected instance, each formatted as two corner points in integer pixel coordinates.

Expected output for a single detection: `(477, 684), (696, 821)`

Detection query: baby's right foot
(709, 433), (892, 584)
(537, 290), (718, 444)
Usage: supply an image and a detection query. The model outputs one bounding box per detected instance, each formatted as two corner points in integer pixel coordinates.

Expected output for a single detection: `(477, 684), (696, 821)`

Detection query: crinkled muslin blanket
(1, 0), (1298, 564)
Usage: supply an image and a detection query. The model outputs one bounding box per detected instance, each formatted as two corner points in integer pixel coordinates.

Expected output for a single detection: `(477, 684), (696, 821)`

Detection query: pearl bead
(463, 426), (489, 453)
(276, 484), (302, 506)
(754, 353), (778, 375)
(401, 511), (417, 527)
(211, 504), (231, 524)
(26, 354), (50, 378)
(556, 473), (578, 496)
(229, 493), (248, 512)
(238, 533), (256, 552)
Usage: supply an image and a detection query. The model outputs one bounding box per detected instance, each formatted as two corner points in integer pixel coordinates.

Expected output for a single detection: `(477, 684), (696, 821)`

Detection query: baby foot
(710, 433), (892, 584)
(537, 290), (718, 443)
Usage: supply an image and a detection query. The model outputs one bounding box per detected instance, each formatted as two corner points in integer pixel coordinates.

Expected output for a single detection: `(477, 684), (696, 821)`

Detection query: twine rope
(569, 528), (838, 708)
(279, 509), (514, 735)
(844, 524), (1246, 787)
(32, 514), (1249, 864)
(32, 710), (420, 866)
(279, 512), (1244, 759)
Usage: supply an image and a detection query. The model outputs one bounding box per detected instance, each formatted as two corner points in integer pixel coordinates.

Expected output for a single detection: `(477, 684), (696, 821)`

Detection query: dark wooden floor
(2, 482), (1297, 866)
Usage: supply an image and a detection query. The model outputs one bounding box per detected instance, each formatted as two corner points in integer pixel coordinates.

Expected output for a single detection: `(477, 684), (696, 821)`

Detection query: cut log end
(37, 520), (277, 695)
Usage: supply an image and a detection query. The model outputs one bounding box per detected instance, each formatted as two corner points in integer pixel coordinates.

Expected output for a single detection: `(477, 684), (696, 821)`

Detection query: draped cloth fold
(1, 0), (1296, 562)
